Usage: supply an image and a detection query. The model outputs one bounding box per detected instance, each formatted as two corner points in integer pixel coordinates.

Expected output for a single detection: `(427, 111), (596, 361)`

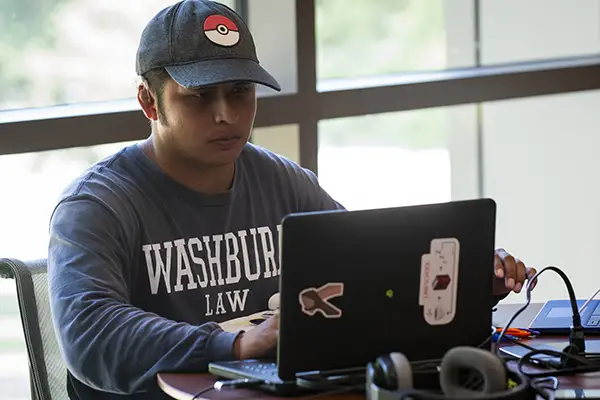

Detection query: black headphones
(366, 346), (538, 400)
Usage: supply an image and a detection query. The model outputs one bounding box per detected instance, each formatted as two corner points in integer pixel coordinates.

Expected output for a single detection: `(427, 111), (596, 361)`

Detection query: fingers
(239, 313), (279, 359)
(496, 248), (517, 291)
(494, 254), (504, 278)
(526, 267), (538, 290)
(264, 313), (280, 337)
(514, 258), (526, 293)
(266, 315), (279, 349)
(272, 312), (280, 330)
(496, 248), (538, 294)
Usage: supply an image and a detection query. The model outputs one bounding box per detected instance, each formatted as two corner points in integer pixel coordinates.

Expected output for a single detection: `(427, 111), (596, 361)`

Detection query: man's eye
(232, 85), (251, 94)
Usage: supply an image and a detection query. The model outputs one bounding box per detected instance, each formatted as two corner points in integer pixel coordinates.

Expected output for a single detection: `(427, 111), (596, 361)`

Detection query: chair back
(0, 258), (67, 400)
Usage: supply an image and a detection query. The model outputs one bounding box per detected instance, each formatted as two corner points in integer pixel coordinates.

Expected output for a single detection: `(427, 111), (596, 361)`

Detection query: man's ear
(137, 83), (158, 121)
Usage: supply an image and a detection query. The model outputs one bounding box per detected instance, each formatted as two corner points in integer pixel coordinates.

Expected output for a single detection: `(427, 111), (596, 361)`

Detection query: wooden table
(157, 303), (600, 399)
(157, 373), (362, 399)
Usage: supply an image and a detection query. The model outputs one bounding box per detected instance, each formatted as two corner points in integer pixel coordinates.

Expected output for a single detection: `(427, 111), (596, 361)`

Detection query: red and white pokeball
(203, 14), (240, 47)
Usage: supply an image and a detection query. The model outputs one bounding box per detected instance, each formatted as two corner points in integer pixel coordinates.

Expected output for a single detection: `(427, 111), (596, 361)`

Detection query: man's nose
(212, 95), (239, 124)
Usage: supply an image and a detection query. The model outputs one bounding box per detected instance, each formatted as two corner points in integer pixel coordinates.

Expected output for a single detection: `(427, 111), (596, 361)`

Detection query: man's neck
(139, 138), (235, 195)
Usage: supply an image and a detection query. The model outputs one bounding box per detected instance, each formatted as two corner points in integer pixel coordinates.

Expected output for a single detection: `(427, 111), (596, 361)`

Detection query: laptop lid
(276, 198), (497, 381)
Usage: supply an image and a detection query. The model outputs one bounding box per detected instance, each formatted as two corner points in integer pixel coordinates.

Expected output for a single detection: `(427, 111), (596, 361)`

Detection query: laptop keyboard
(237, 360), (279, 381)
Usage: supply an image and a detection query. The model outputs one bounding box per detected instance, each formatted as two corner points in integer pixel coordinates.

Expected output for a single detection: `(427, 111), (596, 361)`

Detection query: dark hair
(143, 67), (170, 96)
(141, 67), (171, 122)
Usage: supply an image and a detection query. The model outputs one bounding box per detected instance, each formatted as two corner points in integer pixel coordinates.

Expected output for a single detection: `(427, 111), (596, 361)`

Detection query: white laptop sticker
(420, 238), (460, 325)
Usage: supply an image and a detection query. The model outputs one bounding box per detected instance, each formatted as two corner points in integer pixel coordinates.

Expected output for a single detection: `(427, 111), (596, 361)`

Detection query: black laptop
(209, 199), (497, 390)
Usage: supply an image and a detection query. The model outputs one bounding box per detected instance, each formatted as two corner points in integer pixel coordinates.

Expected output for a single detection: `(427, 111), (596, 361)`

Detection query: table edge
(158, 373), (199, 400)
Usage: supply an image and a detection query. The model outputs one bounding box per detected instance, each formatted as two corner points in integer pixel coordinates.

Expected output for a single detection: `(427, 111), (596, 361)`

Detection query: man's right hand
(233, 313), (279, 360)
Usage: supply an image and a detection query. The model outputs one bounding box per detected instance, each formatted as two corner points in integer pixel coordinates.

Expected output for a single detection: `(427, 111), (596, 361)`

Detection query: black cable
(491, 264), (600, 387)
(192, 378), (264, 399)
(504, 335), (600, 361)
(518, 348), (600, 378)
(493, 266), (582, 357)
(191, 385), (214, 399)
(495, 319), (600, 388)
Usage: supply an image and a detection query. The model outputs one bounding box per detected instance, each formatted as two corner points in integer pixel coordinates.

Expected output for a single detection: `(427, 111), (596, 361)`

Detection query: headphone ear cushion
(387, 352), (414, 390)
(370, 355), (398, 390)
(439, 346), (507, 398)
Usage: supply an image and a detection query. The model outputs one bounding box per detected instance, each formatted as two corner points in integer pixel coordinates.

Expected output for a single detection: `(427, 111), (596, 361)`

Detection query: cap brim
(165, 58), (281, 92)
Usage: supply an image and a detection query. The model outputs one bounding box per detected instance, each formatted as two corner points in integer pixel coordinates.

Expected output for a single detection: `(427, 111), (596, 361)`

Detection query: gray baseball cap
(136, 0), (281, 91)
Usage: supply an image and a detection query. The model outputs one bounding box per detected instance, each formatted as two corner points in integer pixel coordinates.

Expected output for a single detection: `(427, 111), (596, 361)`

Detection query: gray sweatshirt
(48, 143), (343, 399)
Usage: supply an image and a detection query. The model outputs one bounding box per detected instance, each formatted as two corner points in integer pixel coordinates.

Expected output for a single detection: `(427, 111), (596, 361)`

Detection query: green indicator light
(386, 289), (394, 298)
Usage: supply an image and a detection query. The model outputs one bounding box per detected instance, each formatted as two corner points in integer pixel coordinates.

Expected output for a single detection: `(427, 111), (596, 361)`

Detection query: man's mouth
(209, 136), (241, 149)
(210, 135), (241, 142)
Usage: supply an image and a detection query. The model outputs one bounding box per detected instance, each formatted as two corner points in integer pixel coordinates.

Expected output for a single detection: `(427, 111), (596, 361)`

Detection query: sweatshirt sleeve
(47, 197), (239, 395)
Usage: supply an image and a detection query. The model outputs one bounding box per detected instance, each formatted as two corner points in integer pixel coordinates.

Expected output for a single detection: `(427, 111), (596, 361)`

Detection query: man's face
(154, 78), (257, 167)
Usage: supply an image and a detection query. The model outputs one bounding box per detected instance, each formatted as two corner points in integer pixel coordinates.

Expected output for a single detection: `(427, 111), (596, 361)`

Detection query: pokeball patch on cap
(203, 14), (240, 47)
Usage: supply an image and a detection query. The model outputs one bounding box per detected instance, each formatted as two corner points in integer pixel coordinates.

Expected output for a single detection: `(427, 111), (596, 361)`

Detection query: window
(316, 0), (455, 81)
(0, 0), (236, 111)
(0, 140), (138, 399)
(479, 0), (600, 65)
(316, 0), (600, 83)
(317, 105), (478, 211)
(480, 89), (600, 303)
(248, 0), (298, 96)
(0, 142), (140, 259)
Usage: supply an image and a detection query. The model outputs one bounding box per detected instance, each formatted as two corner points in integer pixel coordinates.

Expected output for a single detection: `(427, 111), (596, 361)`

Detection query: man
(47, 0), (537, 399)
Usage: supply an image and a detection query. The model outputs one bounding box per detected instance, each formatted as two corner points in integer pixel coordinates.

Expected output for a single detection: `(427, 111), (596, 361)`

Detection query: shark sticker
(299, 283), (344, 318)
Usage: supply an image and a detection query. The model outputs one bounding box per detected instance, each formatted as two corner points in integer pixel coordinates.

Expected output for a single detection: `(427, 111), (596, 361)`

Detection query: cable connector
(494, 265), (586, 359)
(213, 378), (264, 391)
(567, 322), (587, 358)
